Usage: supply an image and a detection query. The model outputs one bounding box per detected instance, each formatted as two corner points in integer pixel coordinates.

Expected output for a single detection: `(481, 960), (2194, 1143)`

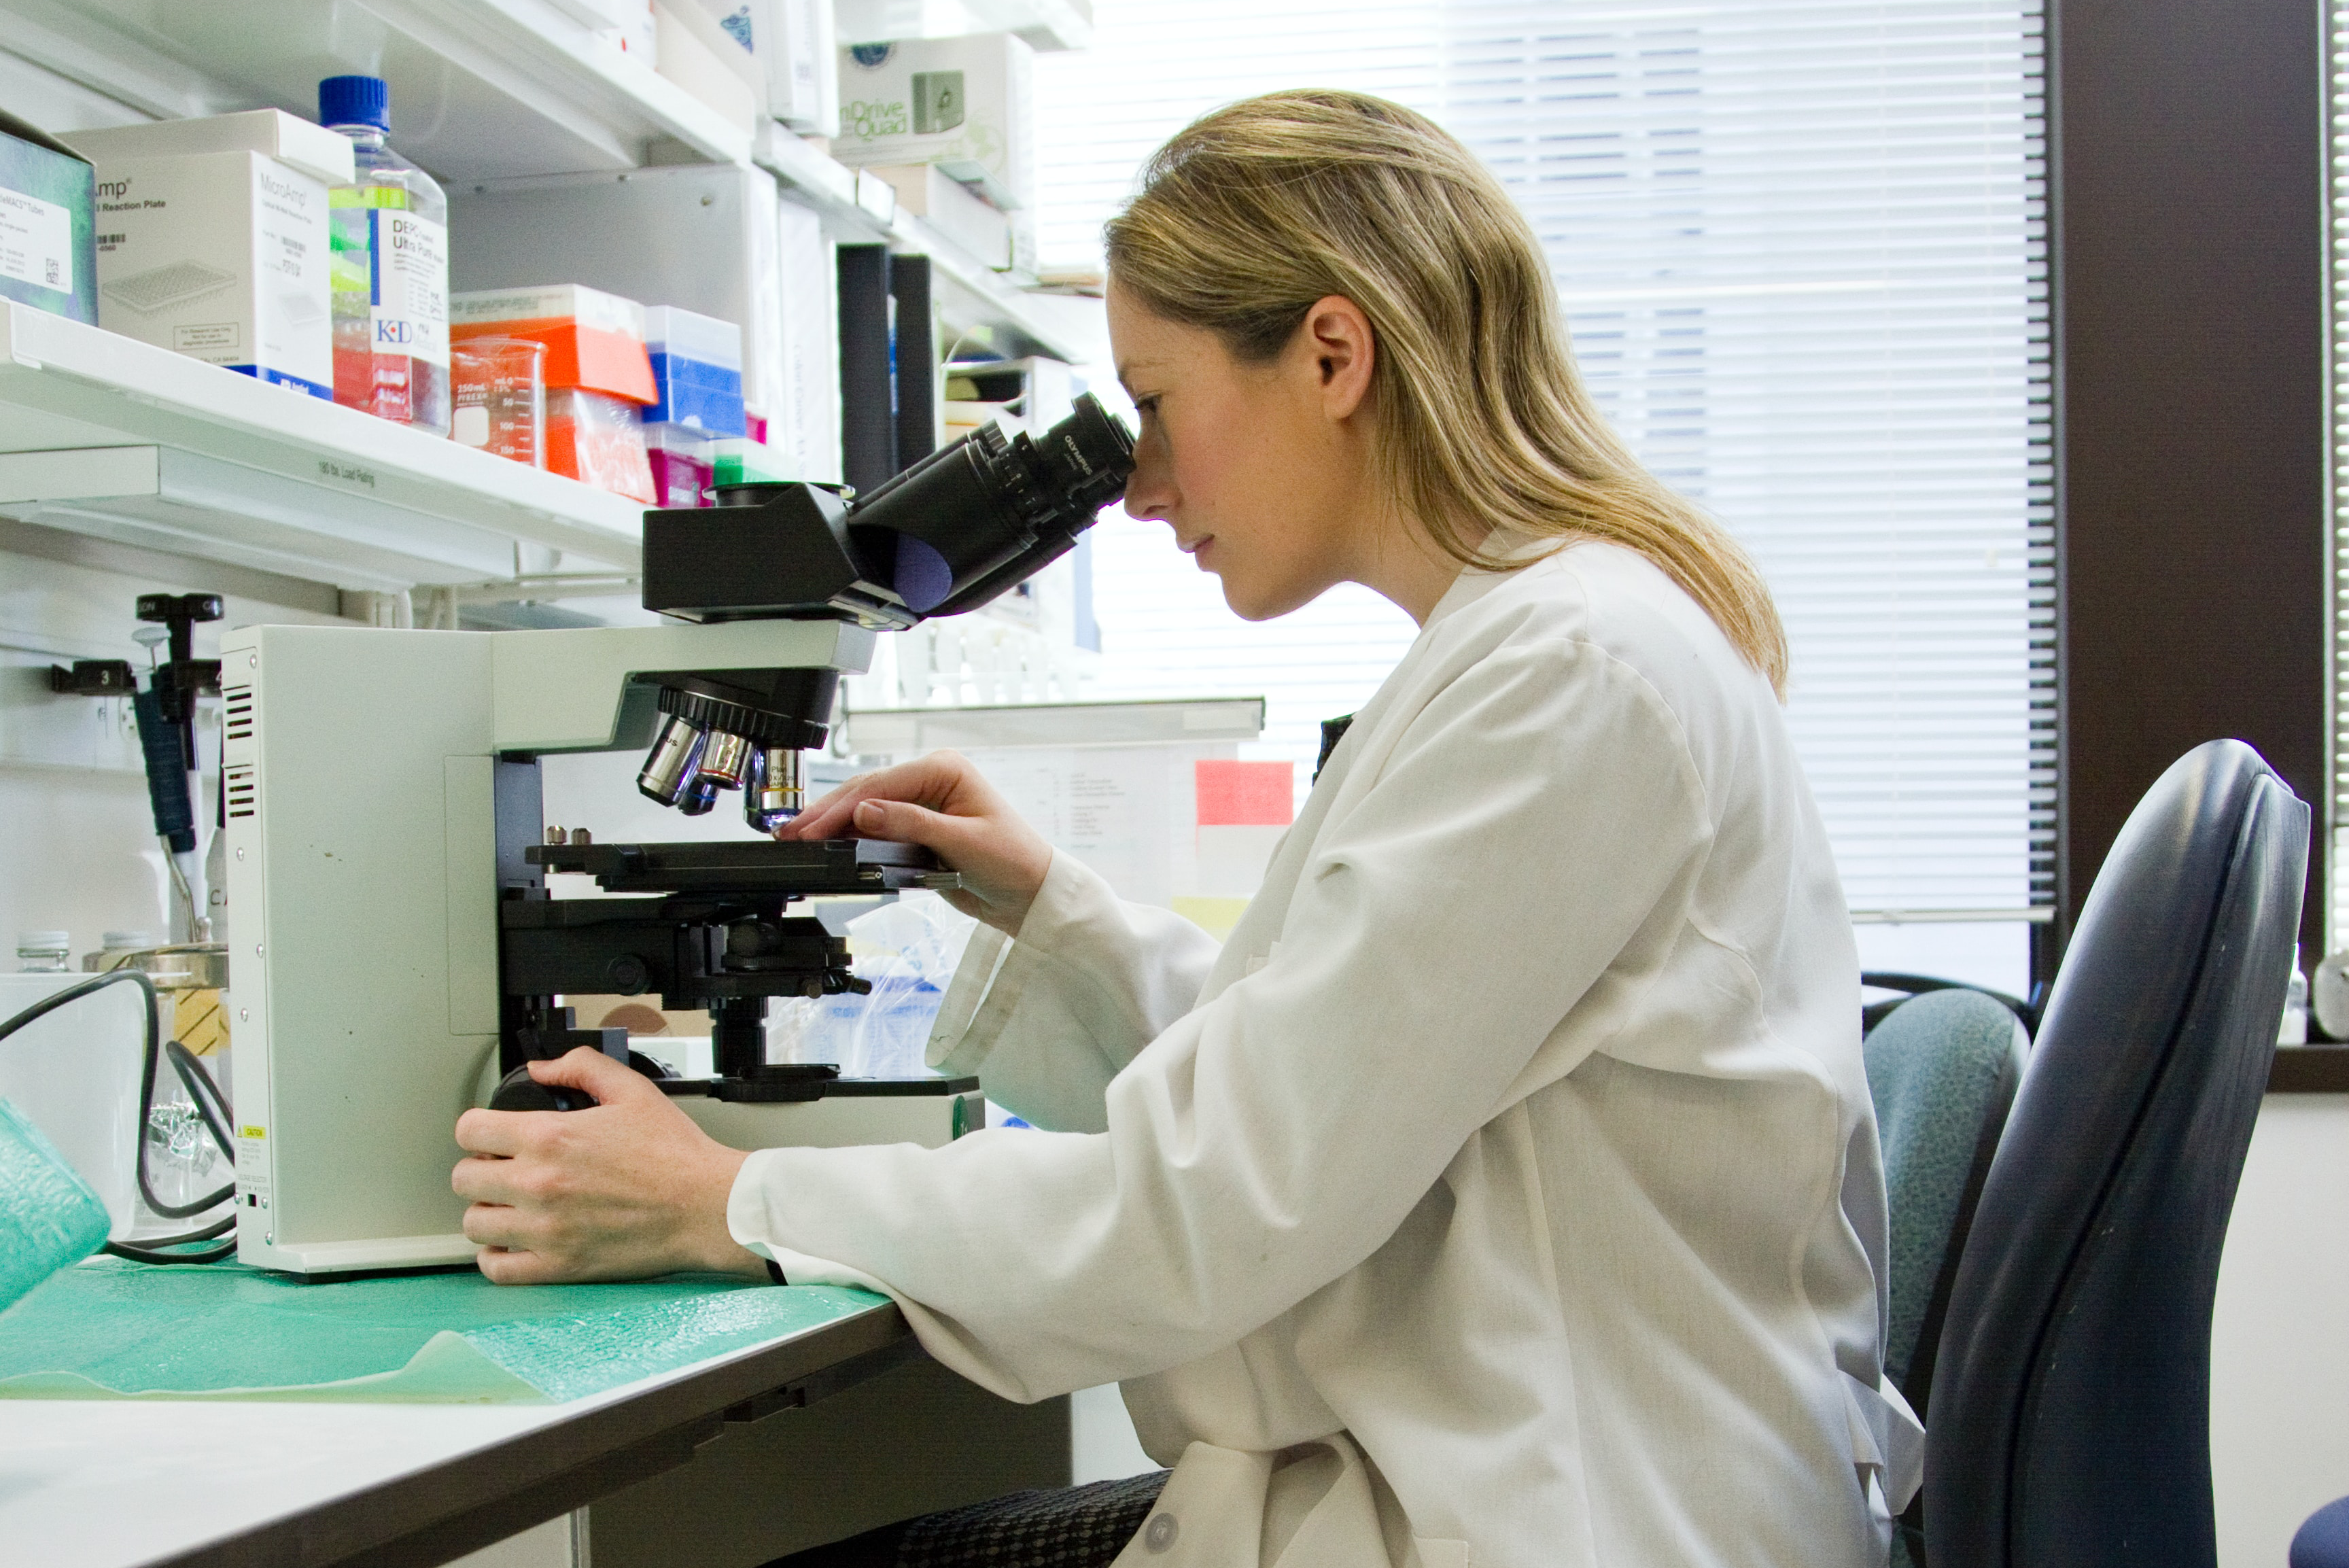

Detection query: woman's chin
(1219, 574), (1315, 623)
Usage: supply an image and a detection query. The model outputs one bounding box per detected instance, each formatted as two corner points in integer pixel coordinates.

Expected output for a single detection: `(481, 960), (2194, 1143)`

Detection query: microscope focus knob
(488, 1065), (595, 1113)
(606, 954), (650, 994)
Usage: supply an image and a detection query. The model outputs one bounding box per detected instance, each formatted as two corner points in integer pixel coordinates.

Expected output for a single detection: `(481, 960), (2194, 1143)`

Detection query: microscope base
(676, 1076), (983, 1151)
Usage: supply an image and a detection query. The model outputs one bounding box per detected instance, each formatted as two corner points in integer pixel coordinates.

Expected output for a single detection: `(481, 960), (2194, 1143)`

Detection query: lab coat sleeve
(729, 634), (1713, 1401)
(924, 849), (1224, 1134)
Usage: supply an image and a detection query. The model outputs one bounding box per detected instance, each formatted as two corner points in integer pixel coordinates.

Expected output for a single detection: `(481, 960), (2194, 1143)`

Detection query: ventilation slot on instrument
(224, 765), (258, 820)
(223, 685), (254, 744)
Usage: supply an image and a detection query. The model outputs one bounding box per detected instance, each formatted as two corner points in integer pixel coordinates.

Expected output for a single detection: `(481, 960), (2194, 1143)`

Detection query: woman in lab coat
(454, 89), (1917, 1568)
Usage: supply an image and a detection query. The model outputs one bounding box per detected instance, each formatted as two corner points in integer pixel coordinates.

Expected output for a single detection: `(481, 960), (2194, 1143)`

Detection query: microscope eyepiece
(846, 394), (1136, 615)
(643, 392), (1134, 630)
(636, 394), (1136, 825)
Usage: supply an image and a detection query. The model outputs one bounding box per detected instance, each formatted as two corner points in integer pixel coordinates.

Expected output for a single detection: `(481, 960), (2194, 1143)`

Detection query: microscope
(222, 397), (1132, 1275)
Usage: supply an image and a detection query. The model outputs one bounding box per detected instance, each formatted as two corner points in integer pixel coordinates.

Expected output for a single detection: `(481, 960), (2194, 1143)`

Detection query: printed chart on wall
(958, 749), (1298, 939)
(961, 746), (1187, 907)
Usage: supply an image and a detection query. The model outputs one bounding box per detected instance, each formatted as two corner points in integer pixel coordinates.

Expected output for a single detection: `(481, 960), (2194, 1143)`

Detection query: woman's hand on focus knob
(777, 750), (1051, 935)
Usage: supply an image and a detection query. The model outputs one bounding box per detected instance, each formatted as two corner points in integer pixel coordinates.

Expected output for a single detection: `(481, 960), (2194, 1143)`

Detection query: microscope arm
(488, 621), (875, 754)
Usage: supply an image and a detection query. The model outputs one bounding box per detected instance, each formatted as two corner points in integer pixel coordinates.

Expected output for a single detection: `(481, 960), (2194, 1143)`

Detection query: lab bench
(0, 1278), (1069, 1567)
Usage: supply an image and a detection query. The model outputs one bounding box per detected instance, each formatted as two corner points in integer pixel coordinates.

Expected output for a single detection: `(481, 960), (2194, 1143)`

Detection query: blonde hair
(1103, 90), (1789, 696)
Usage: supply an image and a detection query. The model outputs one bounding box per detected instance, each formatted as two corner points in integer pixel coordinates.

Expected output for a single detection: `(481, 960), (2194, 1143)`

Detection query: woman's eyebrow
(1116, 356), (1164, 395)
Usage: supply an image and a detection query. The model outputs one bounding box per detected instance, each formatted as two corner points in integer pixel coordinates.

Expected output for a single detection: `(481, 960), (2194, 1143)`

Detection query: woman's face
(1107, 283), (1379, 621)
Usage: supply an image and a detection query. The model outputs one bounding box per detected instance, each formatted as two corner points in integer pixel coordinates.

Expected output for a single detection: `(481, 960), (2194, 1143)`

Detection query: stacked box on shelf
(833, 33), (1037, 278)
(451, 283), (657, 502)
(641, 304), (745, 506)
(62, 110), (354, 399)
(700, 0), (839, 135)
(867, 163), (1009, 268)
(0, 108), (97, 326)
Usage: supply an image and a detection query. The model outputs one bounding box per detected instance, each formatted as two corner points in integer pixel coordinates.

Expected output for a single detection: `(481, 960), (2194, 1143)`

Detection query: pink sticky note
(1196, 760), (1294, 826)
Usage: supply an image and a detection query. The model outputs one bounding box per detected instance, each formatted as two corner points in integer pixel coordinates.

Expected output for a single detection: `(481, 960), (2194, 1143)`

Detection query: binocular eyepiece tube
(633, 394), (1137, 831)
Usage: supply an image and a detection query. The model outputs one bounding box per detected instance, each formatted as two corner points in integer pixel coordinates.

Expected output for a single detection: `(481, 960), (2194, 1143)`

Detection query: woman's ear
(1299, 295), (1376, 421)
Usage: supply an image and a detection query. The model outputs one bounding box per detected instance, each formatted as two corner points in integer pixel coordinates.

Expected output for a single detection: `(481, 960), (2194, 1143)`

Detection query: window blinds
(1035, 1), (2053, 920)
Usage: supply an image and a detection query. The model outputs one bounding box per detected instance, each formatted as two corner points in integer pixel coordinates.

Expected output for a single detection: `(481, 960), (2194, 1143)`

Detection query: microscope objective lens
(636, 715), (707, 807)
(696, 731), (753, 789)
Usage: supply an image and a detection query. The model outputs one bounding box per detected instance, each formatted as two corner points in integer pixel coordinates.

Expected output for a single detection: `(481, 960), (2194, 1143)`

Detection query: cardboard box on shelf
(653, 0), (761, 130)
(77, 150), (336, 398)
(0, 107), (96, 326)
(833, 32), (1036, 275)
(868, 162), (1010, 269)
(697, 0), (839, 135)
(62, 109), (355, 190)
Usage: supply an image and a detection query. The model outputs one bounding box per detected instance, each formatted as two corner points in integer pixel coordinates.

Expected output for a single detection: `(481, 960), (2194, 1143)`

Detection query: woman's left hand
(453, 1049), (769, 1285)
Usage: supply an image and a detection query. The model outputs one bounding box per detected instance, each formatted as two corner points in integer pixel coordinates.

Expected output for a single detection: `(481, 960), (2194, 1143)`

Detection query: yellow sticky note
(1171, 897), (1251, 941)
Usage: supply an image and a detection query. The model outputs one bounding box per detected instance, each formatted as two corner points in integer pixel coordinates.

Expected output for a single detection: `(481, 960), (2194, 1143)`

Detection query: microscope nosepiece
(638, 715), (706, 806)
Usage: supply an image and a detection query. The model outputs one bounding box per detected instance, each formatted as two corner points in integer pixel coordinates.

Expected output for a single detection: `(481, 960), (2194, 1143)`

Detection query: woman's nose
(1121, 432), (1174, 521)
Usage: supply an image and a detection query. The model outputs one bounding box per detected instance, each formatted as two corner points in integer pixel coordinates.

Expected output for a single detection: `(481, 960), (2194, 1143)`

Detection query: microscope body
(222, 394), (1132, 1276)
(220, 619), (973, 1277)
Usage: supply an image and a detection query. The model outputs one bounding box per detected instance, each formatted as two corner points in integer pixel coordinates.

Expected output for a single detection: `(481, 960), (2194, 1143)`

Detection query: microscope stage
(525, 837), (954, 896)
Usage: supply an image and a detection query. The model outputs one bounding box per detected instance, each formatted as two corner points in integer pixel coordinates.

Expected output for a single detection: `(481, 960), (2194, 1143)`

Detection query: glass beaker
(451, 336), (548, 468)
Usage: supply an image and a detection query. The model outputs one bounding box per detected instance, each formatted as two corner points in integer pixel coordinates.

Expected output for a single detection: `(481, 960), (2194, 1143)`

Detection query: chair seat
(2294, 1497), (2349, 1568)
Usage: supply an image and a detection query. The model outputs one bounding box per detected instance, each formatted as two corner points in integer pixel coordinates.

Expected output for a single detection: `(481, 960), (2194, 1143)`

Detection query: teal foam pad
(0, 1096), (111, 1312)
(0, 1255), (883, 1404)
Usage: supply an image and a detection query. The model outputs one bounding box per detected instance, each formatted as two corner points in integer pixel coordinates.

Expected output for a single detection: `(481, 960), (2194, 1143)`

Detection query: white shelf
(0, 303), (644, 591)
(754, 125), (1107, 365)
(9, 0), (750, 180)
(14, 0), (1096, 359)
(0, 2), (1100, 593)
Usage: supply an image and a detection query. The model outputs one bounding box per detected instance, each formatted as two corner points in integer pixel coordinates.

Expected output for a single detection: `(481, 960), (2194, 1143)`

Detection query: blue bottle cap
(319, 75), (390, 133)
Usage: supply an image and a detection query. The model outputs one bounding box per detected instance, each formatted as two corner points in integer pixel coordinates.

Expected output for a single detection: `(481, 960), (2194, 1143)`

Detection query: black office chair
(1921, 739), (2306, 1568)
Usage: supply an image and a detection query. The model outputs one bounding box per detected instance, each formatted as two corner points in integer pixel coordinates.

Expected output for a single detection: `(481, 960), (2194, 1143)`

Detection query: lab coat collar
(1417, 530), (1563, 633)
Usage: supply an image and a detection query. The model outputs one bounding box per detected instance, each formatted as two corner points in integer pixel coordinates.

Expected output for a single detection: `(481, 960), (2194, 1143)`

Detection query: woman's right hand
(777, 750), (1053, 936)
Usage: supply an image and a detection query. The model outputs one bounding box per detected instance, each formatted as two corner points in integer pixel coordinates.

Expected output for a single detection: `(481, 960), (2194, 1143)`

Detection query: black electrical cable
(0, 966), (239, 1263)
(103, 1213), (235, 1266)
(122, 979), (234, 1221)
(166, 1038), (235, 1168)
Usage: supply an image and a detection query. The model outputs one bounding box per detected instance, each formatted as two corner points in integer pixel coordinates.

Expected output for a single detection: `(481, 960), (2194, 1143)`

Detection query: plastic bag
(767, 892), (976, 1077)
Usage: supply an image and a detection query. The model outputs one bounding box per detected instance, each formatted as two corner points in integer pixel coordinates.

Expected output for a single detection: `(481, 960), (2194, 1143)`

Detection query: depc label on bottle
(370, 207), (447, 368)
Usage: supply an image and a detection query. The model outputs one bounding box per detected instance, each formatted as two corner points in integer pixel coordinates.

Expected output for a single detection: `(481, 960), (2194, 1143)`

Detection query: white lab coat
(729, 540), (1921, 1568)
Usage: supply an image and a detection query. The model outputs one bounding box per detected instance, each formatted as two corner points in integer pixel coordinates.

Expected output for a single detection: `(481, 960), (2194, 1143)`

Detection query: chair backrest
(1863, 970), (2039, 1035)
(1924, 740), (2308, 1568)
(1863, 987), (2028, 1411)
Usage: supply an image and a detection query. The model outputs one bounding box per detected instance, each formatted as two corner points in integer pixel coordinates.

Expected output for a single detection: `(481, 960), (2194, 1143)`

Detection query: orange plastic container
(449, 284), (657, 405)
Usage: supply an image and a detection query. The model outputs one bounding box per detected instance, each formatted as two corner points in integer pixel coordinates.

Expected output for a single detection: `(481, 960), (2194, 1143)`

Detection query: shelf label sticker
(0, 187), (75, 297)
